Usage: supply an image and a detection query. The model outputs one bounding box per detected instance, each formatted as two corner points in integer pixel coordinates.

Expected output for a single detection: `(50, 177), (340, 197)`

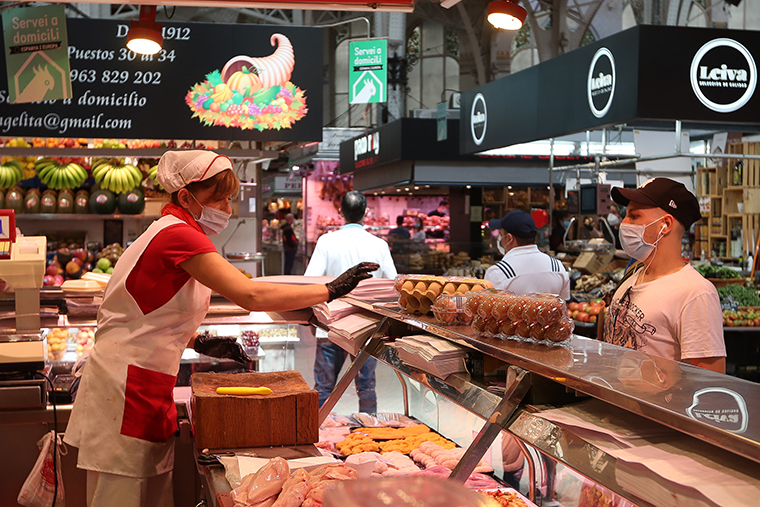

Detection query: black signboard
(340, 117), (595, 173)
(461, 25), (760, 154)
(340, 118), (467, 173)
(0, 18), (323, 141)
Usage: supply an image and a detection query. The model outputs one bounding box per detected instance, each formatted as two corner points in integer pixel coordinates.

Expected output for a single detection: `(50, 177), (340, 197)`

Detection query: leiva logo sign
(690, 38), (757, 113)
(470, 93), (487, 146)
(587, 47), (616, 118)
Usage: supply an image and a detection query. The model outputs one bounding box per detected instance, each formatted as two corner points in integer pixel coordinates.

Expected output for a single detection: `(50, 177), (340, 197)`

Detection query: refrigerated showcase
(318, 300), (760, 507)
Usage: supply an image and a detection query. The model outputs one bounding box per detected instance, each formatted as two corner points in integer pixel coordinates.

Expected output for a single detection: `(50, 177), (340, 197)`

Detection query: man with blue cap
(485, 210), (570, 299)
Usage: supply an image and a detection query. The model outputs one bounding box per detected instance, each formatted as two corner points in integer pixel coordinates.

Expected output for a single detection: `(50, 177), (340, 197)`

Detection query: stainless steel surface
(0, 379), (46, 410)
(0, 331), (43, 342)
(0, 402), (72, 424)
(367, 303), (760, 465)
(449, 366), (531, 484)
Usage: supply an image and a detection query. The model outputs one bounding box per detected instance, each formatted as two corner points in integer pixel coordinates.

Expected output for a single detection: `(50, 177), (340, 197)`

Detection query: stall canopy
(461, 25), (760, 154)
(339, 118), (599, 191)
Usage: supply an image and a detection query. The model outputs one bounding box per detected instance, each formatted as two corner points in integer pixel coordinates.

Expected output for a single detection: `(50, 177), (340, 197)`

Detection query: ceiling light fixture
(487, 0), (527, 30)
(127, 5), (163, 55)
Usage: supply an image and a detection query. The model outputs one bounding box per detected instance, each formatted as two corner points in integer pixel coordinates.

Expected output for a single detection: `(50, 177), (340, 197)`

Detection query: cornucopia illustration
(185, 33), (308, 131)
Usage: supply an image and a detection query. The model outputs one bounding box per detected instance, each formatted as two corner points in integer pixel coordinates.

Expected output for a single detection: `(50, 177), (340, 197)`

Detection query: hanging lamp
(126, 5), (163, 55)
(487, 0), (527, 30)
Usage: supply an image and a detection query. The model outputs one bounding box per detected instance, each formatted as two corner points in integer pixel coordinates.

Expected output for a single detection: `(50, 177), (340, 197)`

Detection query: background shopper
(281, 213), (299, 275)
(486, 210), (570, 300)
(600, 178), (726, 373)
(64, 151), (377, 507)
(305, 191), (397, 413)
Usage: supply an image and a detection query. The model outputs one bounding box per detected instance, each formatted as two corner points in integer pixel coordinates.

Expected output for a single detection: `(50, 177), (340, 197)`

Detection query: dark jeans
(314, 341), (377, 413)
(284, 249), (296, 275)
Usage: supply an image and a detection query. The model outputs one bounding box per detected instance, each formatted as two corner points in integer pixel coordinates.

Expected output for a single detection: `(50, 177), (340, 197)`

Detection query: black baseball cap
(611, 178), (701, 228)
(488, 210), (537, 238)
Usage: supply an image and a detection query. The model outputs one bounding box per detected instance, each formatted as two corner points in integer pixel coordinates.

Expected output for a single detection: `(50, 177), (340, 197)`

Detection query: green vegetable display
(717, 284), (760, 307)
(695, 264), (742, 279)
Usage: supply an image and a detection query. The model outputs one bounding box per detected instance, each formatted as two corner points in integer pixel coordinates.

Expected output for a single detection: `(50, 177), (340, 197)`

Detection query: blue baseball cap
(488, 210), (537, 238)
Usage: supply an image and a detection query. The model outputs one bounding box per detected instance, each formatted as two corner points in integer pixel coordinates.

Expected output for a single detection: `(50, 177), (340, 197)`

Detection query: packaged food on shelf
(467, 291), (574, 345)
(45, 328), (70, 361)
(395, 275), (493, 315)
(431, 294), (470, 325)
(74, 327), (95, 356)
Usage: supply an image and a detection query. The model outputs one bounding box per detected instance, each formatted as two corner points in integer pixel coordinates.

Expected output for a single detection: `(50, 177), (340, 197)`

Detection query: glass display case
(319, 300), (760, 507)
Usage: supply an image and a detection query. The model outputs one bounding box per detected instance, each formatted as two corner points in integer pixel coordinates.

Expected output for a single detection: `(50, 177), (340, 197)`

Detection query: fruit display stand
(2, 139), (275, 260)
(311, 296), (760, 507)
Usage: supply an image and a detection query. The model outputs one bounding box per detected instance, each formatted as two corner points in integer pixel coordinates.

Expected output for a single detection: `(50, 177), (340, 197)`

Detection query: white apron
(64, 215), (211, 478)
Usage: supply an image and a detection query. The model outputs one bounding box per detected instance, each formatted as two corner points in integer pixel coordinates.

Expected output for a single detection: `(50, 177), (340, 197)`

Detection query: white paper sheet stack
(327, 311), (382, 355)
(394, 335), (468, 379)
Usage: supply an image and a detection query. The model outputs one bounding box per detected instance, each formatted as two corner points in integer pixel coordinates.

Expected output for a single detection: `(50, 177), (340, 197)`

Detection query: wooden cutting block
(191, 370), (318, 451)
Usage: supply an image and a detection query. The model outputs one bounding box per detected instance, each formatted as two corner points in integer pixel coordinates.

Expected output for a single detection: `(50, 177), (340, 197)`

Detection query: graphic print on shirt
(604, 293), (657, 350)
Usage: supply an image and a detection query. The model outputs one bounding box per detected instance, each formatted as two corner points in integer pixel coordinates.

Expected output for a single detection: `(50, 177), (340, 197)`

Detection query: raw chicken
(380, 451), (420, 474)
(272, 469), (312, 507)
(301, 463), (359, 507)
(301, 480), (335, 507)
(232, 457), (290, 507)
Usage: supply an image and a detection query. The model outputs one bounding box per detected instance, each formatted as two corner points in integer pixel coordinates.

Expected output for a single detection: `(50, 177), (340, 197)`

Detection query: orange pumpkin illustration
(226, 66), (263, 94)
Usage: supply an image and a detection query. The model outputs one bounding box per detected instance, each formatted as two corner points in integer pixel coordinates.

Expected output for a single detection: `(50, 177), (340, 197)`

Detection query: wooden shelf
(725, 186), (744, 191)
(0, 146), (279, 161)
(15, 214), (160, 221)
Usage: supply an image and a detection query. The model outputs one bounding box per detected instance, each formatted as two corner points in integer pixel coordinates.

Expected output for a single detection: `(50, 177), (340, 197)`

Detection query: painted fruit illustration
(185, 33), (307, 131)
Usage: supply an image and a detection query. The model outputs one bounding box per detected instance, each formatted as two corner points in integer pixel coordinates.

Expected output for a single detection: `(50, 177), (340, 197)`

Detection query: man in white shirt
(601, 178), (725, 373)
(305, 191), (397, 412)
(485, 210), (570, 300)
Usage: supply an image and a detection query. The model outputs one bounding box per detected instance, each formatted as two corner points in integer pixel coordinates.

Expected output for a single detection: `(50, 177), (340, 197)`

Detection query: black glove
(325, 262), (380, 302)
(193, 333), (252, 363)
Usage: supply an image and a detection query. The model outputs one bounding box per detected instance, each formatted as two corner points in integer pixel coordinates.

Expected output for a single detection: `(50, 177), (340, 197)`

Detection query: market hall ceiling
(50, 0), (418, 14)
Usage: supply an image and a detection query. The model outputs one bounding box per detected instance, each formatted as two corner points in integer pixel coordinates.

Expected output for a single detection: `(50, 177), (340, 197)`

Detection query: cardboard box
(573, 251), (615, 274)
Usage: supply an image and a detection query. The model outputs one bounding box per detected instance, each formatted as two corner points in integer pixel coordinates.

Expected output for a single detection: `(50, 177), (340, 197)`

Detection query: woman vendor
(63, 150), (377, 507)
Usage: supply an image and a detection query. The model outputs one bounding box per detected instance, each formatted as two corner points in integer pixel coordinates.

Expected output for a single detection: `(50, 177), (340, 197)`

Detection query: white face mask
(497, 233), (507, 255)
(189, 191), (231, 236)
(607, 213), (621, 226)
(619, 216), (665, 260)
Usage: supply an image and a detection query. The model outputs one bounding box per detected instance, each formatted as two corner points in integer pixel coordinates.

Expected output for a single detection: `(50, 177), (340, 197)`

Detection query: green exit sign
(349, 38), (387, 104)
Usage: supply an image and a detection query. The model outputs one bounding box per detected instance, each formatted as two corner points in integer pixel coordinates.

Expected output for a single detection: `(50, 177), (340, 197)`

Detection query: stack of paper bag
(327, 311), (382, 355)
(394, 335), (468, 379)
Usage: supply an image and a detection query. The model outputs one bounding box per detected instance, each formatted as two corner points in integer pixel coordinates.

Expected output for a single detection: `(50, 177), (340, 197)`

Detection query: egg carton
(465, 291), (574, 345)
(393, 275), (494, 315)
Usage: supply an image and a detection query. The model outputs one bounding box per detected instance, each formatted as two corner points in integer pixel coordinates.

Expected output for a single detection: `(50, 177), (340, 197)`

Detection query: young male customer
(305, 191), (398, 412)
(485, 210), (570, 300)
(601, 178), (726, 373)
